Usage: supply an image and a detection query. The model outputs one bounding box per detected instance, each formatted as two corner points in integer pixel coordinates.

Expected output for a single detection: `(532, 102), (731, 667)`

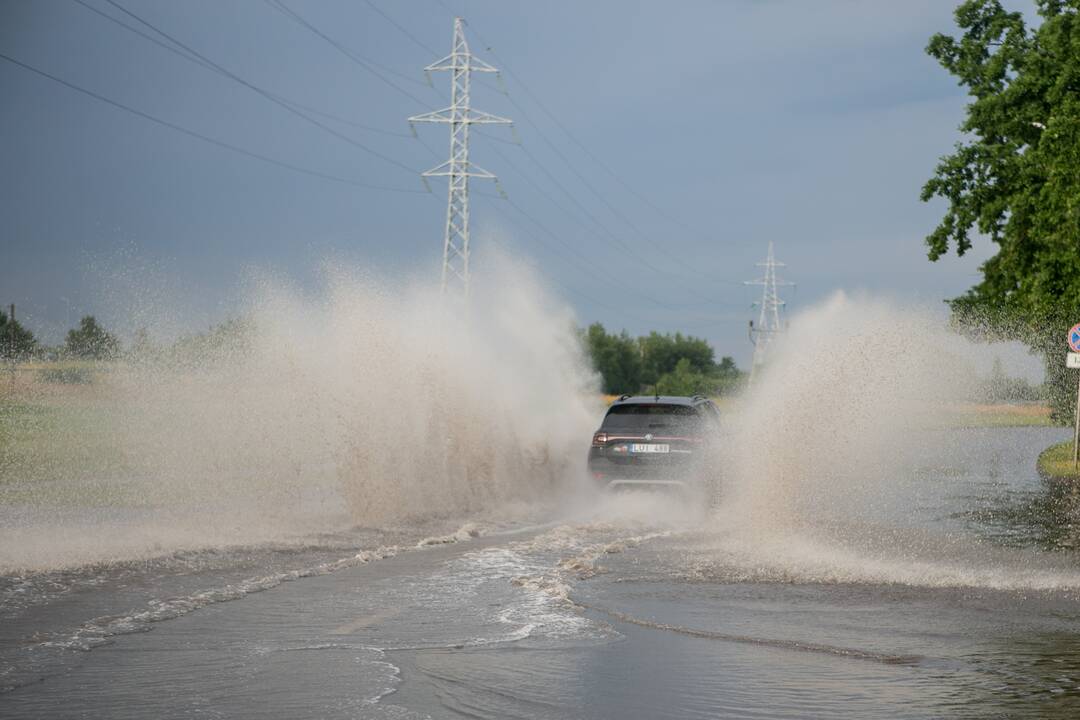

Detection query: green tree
(923, 0), (1080, 422)
(65, 316), (120, 360)
(0, 309), (37, 360)
(639, 331), (716, 386)
(713, 355), (745, 395)
(656, 358), (713, 396)
(582, 323), (642, 394)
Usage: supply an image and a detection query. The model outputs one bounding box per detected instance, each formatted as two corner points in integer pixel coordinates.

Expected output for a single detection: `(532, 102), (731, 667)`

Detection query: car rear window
(601, 404), (701, 431)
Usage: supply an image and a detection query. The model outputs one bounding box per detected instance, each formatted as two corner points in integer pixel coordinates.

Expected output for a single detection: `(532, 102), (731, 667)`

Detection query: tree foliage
(638, 331), (715, 386)
(65, 315), (120, 360)
(0, 309), (37, 360)
(924, 0), (1080, 421)
(656, 358), (713, 396)
(582, 323), (642, 394)
(582, 324), (744, 396)
(712, 356), (744, 395)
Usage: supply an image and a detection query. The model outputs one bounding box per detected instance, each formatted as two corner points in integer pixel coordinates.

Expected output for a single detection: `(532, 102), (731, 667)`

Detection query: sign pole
(1068, 323), (1080, 469)
(1074, 371), (1080, 469)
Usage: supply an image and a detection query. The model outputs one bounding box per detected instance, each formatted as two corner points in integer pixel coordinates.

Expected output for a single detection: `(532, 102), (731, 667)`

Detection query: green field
(0, 363), (133, 505)
(943, 403), (1055, 428)
(0, 370), (1063, 507)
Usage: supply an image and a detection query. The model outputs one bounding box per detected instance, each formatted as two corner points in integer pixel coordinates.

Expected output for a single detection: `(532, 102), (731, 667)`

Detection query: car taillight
(591, 432), (608, 448)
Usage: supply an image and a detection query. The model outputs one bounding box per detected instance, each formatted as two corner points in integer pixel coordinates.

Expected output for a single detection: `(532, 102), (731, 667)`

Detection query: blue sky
(0, 0), (1036, 366)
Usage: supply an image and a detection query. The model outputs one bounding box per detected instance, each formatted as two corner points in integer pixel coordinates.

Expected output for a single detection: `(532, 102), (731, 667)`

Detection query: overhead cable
(101, 0), (420, 176)
(71, 0), (414, 140)
(264, 0), (433, 102)
(0, 51), (426, 194)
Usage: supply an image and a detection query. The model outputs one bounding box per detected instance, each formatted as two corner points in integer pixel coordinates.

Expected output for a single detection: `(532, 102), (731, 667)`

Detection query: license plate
(631, 443), (670, 454)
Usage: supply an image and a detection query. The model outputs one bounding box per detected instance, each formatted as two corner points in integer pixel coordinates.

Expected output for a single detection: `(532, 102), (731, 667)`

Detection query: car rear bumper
(588, 452), (700, 489)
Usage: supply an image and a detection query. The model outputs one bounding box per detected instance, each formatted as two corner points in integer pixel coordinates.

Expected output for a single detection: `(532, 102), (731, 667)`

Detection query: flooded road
(3, 426), (1080, 718)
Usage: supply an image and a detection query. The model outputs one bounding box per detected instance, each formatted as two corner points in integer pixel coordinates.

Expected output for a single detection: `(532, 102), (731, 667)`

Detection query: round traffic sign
(1070, 324), (1080, 353)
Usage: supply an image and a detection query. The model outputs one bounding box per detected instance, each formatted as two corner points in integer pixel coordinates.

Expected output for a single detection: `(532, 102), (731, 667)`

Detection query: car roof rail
(618, 394), (631, 401)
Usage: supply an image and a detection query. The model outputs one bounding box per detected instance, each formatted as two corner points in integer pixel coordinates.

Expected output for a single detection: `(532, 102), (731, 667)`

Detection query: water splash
(0, 256), (599, 571)
(710, 292), (1080, 591)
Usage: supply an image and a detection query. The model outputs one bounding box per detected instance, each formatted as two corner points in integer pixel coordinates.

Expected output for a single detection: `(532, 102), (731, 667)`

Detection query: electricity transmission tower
(409, 17), (512, 296)
(745, 241), (793, 383)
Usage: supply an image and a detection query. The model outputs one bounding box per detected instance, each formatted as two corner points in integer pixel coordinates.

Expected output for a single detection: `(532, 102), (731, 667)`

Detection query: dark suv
(587, 395), (722, 491)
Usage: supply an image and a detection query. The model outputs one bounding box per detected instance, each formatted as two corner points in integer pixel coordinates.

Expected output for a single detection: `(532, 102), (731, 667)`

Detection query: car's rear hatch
(589, 404), (704, 484)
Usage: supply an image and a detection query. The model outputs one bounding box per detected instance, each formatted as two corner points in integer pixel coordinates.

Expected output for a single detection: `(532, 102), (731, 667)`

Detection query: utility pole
(409, 17), (512, 297)
(744, 242), (792, 385)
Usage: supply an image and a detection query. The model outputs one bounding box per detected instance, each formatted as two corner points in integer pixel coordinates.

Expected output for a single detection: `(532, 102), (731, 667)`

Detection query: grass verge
(0, 389), (133, 505)
(943, 403), (1054, 428)
(1037, 441), (1080, 482)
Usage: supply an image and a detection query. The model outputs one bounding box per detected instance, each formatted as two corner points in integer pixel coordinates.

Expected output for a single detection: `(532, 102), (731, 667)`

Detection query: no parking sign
(1067, 324), (1080, 368)
(1070, 323), (1080, 353)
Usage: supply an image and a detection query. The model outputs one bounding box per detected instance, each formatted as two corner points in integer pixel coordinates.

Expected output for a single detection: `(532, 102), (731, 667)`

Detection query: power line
(498, 194), (683, 312)
(101, 0), (420, 177)
(473, 128), (518, 145)
(484, 194), (725, 330)
(460, 15), (740, 286)
(421, 8), (687, 283)
(506, 101), (686, 281)
(501, 195), (624, 286)
(357, 0), (455, 110)
(477, 136), (684, 310)
(264, 0), (433, 102)
(271, 96), (414, 138)
(676, 317), (750, 330)
(481, 199), (656, 326)
(71, 0), (414, 140)
(461, 49), (731, 293)
(72, 0), (213, 72)
(479, 33), (721, 258)
(318, 0), (465, 172)
(505, 84), (739, 291)
(432, 0), (458, 20)
(362, 0), (439, 58)
(489, 132), (736, 305)
(268, 0), (432, 89)
(422, 5), (740, 313)
(0, 51), (426, 194)
(455, 127), (682, 309)
(475, 128), (733, 310)
(479, 140), (596, 250)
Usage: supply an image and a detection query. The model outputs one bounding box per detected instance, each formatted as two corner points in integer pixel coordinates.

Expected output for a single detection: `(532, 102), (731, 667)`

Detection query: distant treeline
(4, 309), (745, 396)
(0, 309), (250, 366)
(580, 323), (744, 397)
(2, 309), (1045, 403)
(1, 312), (119, 361)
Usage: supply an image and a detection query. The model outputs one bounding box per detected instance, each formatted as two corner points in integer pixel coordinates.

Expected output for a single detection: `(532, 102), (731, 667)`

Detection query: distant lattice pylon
(409, 17), (512, 296)
(745, 241), (793, 383)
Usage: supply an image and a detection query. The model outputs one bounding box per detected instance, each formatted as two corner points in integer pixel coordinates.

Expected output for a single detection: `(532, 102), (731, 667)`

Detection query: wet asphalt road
(3, 427), (1080, 719)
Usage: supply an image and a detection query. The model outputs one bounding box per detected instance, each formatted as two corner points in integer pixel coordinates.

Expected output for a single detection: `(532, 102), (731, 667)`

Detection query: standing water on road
(3, 287), (1080, 718)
